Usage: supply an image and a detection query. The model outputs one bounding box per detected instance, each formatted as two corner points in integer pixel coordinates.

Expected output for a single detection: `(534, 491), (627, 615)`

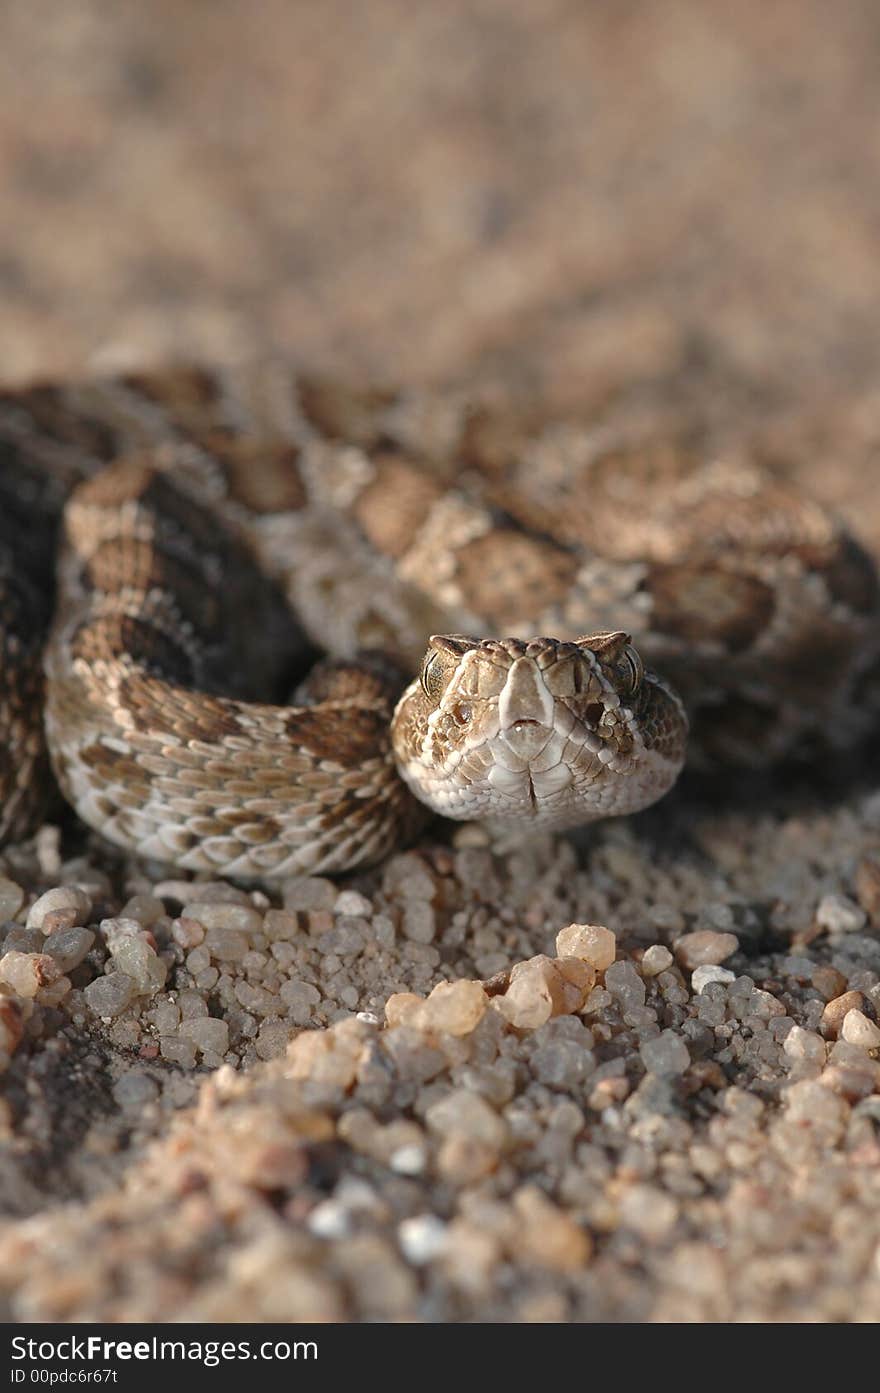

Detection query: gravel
(0, 781), (878, 1322)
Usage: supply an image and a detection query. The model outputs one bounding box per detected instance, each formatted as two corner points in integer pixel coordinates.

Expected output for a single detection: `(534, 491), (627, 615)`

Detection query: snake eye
(421, 650), (449, 701)
(617, 645), (644, 696)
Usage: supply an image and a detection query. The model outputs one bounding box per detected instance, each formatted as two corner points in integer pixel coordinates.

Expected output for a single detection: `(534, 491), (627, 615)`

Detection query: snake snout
(500, 716), (552, 762)
(495, 656), (556, 761)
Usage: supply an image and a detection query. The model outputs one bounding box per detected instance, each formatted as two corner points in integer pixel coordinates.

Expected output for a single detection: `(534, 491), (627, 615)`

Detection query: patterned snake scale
(0, 365), (877, 880)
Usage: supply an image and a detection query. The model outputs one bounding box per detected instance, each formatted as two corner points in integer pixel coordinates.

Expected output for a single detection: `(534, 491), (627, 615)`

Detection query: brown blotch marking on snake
(297, 377), (399, 448)
(644, 563), (775, 653)
(218, 815), (283, 844)
(284, 707), (389, 766)
(459, 402), (537, 478)
(81, 539), (223, 634)
(71, 615), (197, 686)
(195, 434), (308, 515)
(71, 459), (161, 509)
(298, 655), (406, 707)
(117, 675), (247, 743)
(75, 462), (239, 565)
(452, 531), (579, 628)
(77, 741), (147, 787)
(486, 441), (699, 554)
(353, 456), (446, 560)
(120, 366), (222, 425)
(317, 794), (382, 832)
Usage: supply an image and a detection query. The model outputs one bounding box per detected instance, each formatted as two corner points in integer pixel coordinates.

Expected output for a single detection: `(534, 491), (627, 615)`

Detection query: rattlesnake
(0, 365), (877, 880)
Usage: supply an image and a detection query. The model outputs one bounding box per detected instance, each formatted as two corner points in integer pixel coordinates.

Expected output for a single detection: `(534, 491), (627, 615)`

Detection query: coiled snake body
(0, 366), (877, 879)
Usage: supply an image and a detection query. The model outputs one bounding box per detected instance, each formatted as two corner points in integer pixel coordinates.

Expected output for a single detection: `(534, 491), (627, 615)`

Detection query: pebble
(0, 999), (24, 1056)
(648, 904), (685, 933)
(496, 955), (593, 1028)
(383, 853), (438, 901)
(204, 928), (249, 961)
(639, 1030), (691, 1077)
(287, 1019), (370, 1088)
(279, 979), (321, 1022)
(42, 927), (95, 972)
(618, 1183), (679, 1241)
(150, 1000), (181, 1034)
(179, 990), (209, 1019)
(188, 902), (262, 936)
(112, 1071), (160, 1110)
(178, 1017), (230, 1057)
(100, 917), (147, 951)
(2, 927), (43, 955)
(531, 1036), (596, 1090)
(811, 965), (848, 1001)
(316, 920), (365, 955)
(425, 1089), (508, 1148)
(254, 1020), (291, 1059)
(26, 886), (91, 933)
(157, 880), (251, 906)
(389, 1143), (428, 1175)
(841, 1010), (880, 1050)
(692, 965), (735, 993)
(555, 923), (616, 971)
(822, 991), (868, 1037)
(0, 951), (61, 998)
(748, 988), (786, 1020)
(605, 959), (646, 1009)
(784, 1078), (849, 1137)
(334, 890), (373, 917)
(0, 879), (24, 921)
(308, 1200), (351, 1240)
(83, 972), (136, 1017)
(385, 993), (423, 1027)
(120, 896), (165, 927)
(111, 937), (167, 994)
(511, 1186), (591, 1272)
(674, 931), (739, 969)
(402, 902), (436, 944)
(172, 917), (205, 949)
(282, 877), (338, 912)
(640, 944), (673, 976)
(262, 910), (300, 942)
(815, 894), (867, 936)
(695, 902), (736, 931)
(854, 856), (880, 924)
(397, 1215), (448, 1265)
(159, 1035), (197, 1068)
(417, 979), (487, 1036)
(783, 1026), (826, 1064)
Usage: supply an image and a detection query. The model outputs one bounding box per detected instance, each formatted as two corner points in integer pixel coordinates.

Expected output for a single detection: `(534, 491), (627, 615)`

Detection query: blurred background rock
(2, 0), (878, 533)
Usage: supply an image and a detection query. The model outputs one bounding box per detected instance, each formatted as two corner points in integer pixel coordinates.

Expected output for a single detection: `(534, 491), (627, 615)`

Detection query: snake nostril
(451, 702), (472, 726)
(584, 702), (604, 726)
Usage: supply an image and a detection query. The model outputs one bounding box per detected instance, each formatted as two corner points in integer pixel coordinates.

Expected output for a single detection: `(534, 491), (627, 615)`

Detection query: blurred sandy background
(1, 0), (879, 533)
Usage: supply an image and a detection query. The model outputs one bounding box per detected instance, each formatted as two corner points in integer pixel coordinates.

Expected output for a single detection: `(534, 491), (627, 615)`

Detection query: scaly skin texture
(392, 633), (686, 833)
(0, 365), (877, 877)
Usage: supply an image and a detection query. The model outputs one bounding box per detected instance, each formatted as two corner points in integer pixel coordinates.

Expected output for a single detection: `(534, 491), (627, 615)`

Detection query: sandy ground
(1, 0), (880, 1322)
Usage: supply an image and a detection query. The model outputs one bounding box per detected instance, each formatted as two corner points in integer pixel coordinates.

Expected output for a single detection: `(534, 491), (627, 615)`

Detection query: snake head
(390, 632), (687, 834)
